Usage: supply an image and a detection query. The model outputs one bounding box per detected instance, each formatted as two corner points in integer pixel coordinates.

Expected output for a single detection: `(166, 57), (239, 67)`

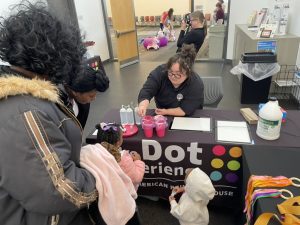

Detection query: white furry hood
(0, 74), (60, 103)
(185, 168), (216, 203)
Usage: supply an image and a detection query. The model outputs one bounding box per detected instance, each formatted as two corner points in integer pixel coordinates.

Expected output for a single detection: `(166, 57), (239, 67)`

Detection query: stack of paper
(171, 117), (211, 132)
(216, 121), (252, 144)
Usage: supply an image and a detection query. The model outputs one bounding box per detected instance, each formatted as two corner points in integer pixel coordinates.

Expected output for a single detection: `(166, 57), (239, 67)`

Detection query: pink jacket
(119, 150), (145, 190)
(80, 144), (137, 225)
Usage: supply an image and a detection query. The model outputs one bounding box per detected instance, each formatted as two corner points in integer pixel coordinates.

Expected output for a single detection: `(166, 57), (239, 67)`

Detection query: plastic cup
(155, 120), (167, 138)
(142, 120), (154, 138)
(142, 115), (154, 122)
(154, 115), (167, 122)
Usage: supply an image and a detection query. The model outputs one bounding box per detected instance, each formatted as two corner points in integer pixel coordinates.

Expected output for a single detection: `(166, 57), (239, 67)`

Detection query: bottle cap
(268, 96), (277, 101)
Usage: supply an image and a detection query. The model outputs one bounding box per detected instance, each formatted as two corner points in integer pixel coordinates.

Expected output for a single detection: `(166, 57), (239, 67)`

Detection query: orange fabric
(254, 197), (300, 225)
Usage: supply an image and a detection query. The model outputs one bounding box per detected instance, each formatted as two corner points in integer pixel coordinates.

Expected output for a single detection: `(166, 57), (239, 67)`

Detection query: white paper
(217, 121), (251, 144)
(171, 117), (211, 132)
(92, 130), (98, 135)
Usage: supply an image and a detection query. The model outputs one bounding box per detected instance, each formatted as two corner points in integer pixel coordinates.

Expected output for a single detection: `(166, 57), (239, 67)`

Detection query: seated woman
(138, 44), (204, 117)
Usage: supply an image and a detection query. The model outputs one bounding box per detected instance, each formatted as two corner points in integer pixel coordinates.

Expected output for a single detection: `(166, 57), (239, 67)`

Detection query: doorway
(104, 0), (230, 63)
(103, 0), (139, 68)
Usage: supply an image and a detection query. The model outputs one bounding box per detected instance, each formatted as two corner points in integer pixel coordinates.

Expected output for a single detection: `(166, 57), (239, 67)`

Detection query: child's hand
(169, 195), (175, 202)
(130, 151), (141, 161)
(172, 186), (185, 194)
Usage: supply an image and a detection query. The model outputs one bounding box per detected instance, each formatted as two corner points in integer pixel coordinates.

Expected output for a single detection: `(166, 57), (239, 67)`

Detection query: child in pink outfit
(95, 122), (145, 190)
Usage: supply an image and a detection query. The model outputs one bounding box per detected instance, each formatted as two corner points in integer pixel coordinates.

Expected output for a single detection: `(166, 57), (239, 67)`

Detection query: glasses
(168, 70), (186, 79)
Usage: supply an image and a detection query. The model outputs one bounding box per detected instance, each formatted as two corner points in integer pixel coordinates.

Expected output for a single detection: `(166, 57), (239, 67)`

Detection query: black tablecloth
(86, 109), (300, 209)
(87, 109), (300, 148)
(242, 145), (300, 225)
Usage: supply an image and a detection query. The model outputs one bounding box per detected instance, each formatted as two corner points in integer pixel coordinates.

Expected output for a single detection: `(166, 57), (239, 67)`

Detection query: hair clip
(100, 122), (125, 132)
(100, 122), (118, 132)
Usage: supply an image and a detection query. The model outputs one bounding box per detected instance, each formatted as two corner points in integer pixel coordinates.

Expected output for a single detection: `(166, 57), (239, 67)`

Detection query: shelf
(274, 80), (299, 87)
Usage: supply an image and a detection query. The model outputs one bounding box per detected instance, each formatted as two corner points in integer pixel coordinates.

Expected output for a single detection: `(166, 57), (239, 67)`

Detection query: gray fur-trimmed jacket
(0, 71), (98, 225)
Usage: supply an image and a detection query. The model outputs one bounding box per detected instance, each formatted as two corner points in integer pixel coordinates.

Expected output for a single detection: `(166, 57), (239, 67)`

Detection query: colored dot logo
(211, 158), (224, 169)
(212, 145), (226, 156)
(227, 160), (240, 171)
(210, 145), (242, 183)
(225, 173), (239, 183)
(229, 147), (242, 158)
(210, 171), (222, 181)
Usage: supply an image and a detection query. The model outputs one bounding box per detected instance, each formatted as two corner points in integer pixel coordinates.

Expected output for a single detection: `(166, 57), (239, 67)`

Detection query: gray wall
(47, 0), (79, 28)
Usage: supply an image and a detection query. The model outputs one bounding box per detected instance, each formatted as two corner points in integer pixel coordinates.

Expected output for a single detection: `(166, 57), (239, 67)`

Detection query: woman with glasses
(177, 11), (207, 53)
(138, 44), (204, 117)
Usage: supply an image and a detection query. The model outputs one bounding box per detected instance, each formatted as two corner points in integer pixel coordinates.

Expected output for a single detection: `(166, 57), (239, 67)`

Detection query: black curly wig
(0, 1), (86, 84)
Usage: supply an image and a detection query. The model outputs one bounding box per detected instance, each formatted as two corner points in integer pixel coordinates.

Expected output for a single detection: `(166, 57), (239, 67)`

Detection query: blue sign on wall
(257, 40), (277, 53)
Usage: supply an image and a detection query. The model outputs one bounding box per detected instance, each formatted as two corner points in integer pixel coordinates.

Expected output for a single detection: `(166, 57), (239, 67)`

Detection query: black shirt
(177, 28), (205, 52)
(138, 64), (204, 116)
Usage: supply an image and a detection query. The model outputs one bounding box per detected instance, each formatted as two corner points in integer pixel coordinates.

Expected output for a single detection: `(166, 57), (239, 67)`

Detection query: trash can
(230, 52), (280, 104)
(240, 75), (272, 104)
(208, 25), (226, 59)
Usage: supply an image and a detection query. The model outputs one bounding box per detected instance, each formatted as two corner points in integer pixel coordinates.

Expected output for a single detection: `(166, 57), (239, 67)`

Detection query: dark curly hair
(166, 44), (197, 77)
(68, 66), (110, 93)
(95, 123), (122, 145)
(0, 1), (86, 84)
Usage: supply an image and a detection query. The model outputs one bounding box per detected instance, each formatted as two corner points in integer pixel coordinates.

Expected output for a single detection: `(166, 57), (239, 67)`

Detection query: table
(86, 109), (300, 207)
(232, 24), (300, 67)
(242, 145), (300, 225)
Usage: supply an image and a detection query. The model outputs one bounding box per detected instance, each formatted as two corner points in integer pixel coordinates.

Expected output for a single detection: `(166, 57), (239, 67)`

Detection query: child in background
(169, 168), (215, 225)
(95, 122), (145, 190)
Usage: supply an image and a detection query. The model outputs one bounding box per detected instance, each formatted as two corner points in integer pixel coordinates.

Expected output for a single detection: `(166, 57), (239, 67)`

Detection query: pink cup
(142, 115), (154, 122)
(142, 120), (154, 138)
(154, 115), (167, 122)
(155, 120), (168, 138)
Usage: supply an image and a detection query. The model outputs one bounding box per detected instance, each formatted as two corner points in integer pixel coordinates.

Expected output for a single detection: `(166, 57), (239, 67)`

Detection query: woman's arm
(138, 66), (163, 116)
(155, 107), (185, 116)
(0, 110), (97, 214)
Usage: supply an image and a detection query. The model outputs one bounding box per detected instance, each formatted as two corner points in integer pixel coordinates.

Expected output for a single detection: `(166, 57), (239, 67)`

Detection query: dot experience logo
(210, 145), (242, 184)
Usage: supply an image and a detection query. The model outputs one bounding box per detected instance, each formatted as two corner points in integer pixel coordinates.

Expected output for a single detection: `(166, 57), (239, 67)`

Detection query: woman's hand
(180, 20), (187, 31)
(138, 100), (149, 117)
(155, 108), (167, 115)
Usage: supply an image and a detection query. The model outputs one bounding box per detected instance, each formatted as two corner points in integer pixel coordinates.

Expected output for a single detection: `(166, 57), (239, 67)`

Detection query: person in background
(160, 8), (174, 31)
(169, 168), (216, 225)
(215, 2), (225, 24)
(0, 2), (102, 225)
(138, 44), (204, 117)
(60, 65), (109, 128)
(218, 0), (226, 12)
(177, 11), (207, 53)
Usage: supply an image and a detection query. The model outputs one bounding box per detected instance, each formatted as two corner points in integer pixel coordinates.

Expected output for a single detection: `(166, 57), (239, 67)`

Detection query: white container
(134, 106), (141, 125)
(120, 105), (128, 125)
(256, 98), (282, 140)
(126, 105), (135, 125)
